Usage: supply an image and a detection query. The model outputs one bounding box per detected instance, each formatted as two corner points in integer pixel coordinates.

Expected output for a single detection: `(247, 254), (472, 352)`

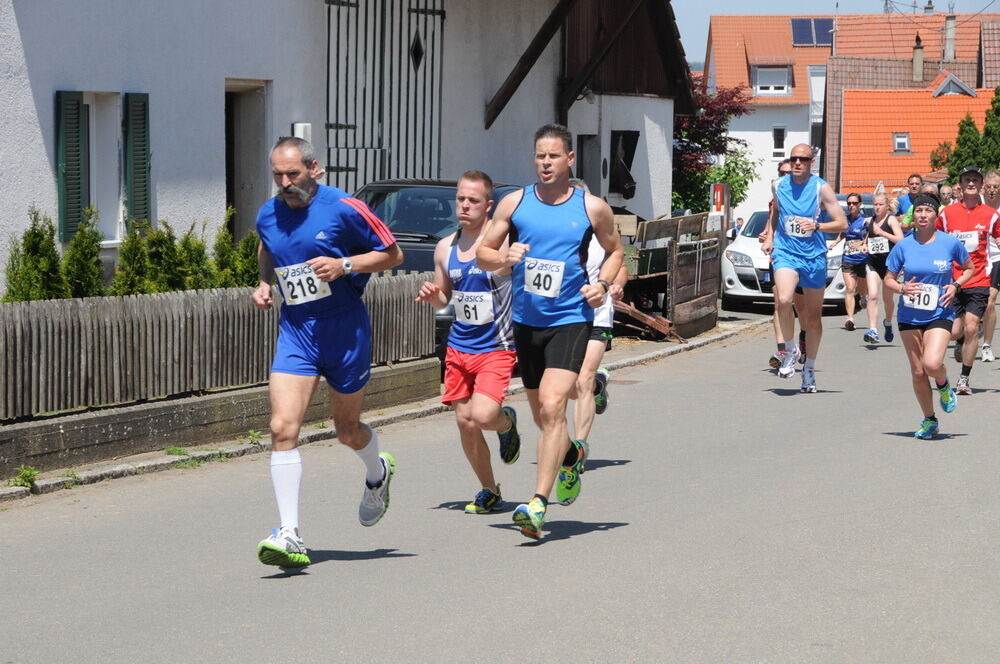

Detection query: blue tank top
(446, 238), (515, 353)
(774, 174), (828, 259)
(509, 186), (593, 326)
(842, 213), (868, 264)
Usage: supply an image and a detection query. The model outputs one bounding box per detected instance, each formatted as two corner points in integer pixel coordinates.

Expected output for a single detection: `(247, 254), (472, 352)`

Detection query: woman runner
(884, 194), (974, 439)
(865, 192), (905, 343)
(835, 193), (873, 334)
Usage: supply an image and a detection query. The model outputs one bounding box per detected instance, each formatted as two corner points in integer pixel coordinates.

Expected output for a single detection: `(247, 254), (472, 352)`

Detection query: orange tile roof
(833, 13), (999, 61)
(706, 15), (832, 106)
(839, 87), (994, 192)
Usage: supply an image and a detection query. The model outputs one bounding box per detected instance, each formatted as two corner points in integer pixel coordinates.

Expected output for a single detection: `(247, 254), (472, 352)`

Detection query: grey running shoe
(594, 367), (610, 415)
(359, 453), (395, 526)
(497, 406), (521, 464)
(257, 527), (310, 568)
(955, 375), (972, 395)
(777, 349), (796, 378)
(800, 367), (817, 393)
(954, 342), (964, 363)
(981, 344), (994, 362)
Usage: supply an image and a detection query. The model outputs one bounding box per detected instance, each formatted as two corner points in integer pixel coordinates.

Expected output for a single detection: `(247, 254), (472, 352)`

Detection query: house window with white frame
(893, 132), (910, 153)
(754, 66), (791, 95)
(772, 126), (787, 159)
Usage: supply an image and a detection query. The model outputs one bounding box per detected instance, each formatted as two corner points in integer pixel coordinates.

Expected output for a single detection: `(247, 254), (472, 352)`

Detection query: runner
(977, 169), (1000, 362)
(832, 193), (874, 335)
(884, 193), (973, 438)
(764, 159), (807, 369)
(761, 144), (847, 392)
(567, 179), (628, 462)
(252, 137), (403, 569)
(414, 170), (522, 514)
(477, 124), (624, 540)
(896, 173), (923, 218)
(936, 165), (1000, 394)
(864, 192), (905, 343)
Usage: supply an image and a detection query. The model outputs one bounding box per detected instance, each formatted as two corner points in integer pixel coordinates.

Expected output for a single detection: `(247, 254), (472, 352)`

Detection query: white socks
(355, 424), (385, 486)
(270, 448), (302, 530)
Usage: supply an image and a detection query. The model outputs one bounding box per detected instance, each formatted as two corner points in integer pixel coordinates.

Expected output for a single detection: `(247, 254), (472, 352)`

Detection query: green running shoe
(465, 486), (503, 514)
(497, 406), (521, 464)
(594, 368), (610, 415)
(938, 383), (957, 413)
(914, 418), (939, 440)
(257, 527), (311, 568)
(512, 497), (546, 539)
(556, 440), (586, 505)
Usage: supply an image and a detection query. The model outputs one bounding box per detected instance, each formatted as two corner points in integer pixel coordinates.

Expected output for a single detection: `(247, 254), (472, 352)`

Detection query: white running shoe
(955, 375), (972, 395)
(981, 344), (995, 362)
(800, 367), (817, 393)
(257, 526), (310, 568)
(777, 349), (797, 378)
(359, 453), (396, 526)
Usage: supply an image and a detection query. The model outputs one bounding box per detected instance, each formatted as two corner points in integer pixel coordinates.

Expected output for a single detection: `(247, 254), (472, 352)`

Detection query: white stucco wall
(728, 105), (811, 221)
(1, 0), (327, 276)
(439, 0), (561, 185)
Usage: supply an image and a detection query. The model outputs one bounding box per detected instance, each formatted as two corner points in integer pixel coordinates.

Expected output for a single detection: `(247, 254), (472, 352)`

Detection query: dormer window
(754, 66), (791, 95)
(893, 132), (911, 153)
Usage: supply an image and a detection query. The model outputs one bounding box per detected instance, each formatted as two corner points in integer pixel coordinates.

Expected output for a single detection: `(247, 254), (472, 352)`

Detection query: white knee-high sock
(354, 424), (385, 486)
(271, 448), (302, 530)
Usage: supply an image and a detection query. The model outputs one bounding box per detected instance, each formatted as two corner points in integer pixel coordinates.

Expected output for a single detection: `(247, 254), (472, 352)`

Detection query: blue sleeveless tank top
(446, 238), (515, 353)
(509, 186), (593, 326)
(774, 174), (828, 259)
(842, 213), (868, 264)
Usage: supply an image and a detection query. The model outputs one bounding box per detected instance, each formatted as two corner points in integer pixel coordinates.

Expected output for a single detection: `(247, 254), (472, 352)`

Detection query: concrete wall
(1, 0), (327, 276)
(728, 105), (812, 221)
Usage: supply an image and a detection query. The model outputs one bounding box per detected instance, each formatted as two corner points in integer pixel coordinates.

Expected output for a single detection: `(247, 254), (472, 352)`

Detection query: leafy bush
(235, 231), (261, 287)
(2, 207), (70, 302)
(109, 221), (153, 296)
(61, 207), (105, 298)
(178, 222), (213, 290)
(212, 208), (240, 288)
(145, 221), (183, 293)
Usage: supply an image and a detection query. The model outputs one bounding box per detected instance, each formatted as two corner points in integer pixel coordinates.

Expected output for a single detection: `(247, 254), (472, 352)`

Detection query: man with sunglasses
(761, 144), (847, 392)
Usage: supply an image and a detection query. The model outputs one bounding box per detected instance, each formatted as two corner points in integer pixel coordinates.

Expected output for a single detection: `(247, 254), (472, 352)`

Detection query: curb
(6, 316), (770, 503)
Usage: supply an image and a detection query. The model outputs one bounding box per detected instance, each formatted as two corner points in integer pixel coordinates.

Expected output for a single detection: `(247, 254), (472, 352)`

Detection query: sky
(673, 0), (998, 65)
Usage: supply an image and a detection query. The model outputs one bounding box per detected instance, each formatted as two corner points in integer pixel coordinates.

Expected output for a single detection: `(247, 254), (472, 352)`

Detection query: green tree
(61, 207), (105, 298)
(705, 150), (760, 210)
(235, 231), (261, 287)
(178, 222), (213, 290)
(212, 208), (240, 288)
(2, 207), (69, 302)
(930, 141), (953, 170)
(145, 221), (182, 293)
(948, 113), (983, 181)
(980, 86), (1000, 170)
(109, 221), (152, 296)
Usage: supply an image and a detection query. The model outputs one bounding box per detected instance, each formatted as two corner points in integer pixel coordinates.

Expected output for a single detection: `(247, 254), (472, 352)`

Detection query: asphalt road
(2, 313), (998, 663)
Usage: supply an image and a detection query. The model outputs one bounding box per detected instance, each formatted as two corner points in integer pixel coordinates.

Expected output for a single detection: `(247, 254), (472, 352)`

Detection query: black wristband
(952, 282), (962, 290)
(596, 279), (610, 293)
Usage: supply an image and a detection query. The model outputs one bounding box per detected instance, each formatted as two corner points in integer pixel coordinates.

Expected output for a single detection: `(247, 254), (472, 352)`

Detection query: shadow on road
(882, 431), (970, 440)
(764, 388), (843, 396)
(432, 500), (515, 513)
(489, 520), (628, 545)
(581, 458), (630, 472)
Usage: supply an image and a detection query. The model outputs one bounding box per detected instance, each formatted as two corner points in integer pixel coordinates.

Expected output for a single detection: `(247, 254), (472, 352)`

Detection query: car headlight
(827, 254), (842, 270)
(724, 250), (754, 267)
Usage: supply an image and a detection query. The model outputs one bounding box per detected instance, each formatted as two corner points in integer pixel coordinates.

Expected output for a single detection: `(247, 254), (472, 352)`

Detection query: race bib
(843, 240), (864, 256)
(784, 216), (813, 238)
(904, 284), (939, 311)
(956, 231), (979, 252)
(867, 237), (889, 255)
(452, 291), (494, 326)
(275, 262), (331, 305)
(524, 258), (565, 298)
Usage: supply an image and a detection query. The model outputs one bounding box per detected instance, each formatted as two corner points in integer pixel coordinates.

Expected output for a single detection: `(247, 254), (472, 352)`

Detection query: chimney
(913, 33), (924, 81)
(944, 13), (956, 60)
(924, 1), (934, 15)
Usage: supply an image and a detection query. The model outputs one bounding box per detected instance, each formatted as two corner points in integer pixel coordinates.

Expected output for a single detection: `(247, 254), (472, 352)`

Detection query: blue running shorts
(771, 252), (827, 290)
(271, 303), (372, 393)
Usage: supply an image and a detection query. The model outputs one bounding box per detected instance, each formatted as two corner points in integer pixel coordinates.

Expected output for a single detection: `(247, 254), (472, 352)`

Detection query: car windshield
(354, 186), (460, 238)
(740, 211), (770, 238)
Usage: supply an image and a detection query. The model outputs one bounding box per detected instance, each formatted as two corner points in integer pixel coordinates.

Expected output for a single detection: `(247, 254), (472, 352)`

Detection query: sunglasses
(788, 156), (812, 163)
(847, 200), (861, 205)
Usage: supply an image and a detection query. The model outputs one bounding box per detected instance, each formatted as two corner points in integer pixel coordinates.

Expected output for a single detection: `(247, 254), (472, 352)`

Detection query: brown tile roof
(833, 13), (995, 60)
(706, 15), (832, 106)
(982, 21), (1000, 86)
(839, 86), (994, 192)
(822, 57), (979, 190)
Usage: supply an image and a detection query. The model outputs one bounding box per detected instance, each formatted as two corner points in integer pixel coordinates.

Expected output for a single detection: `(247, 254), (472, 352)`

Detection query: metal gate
(326, 0), (444, 194)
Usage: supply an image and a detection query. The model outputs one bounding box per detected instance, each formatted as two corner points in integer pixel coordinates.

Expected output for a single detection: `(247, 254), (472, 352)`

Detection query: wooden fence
(0, 272), (434, 420)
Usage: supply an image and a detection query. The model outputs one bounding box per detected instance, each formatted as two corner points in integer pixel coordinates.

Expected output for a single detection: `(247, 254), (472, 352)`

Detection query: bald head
(788, 144), (814, 182)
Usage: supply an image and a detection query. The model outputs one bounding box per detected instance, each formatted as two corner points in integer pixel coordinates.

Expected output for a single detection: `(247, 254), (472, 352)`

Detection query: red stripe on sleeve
(341, 197), (396, 247)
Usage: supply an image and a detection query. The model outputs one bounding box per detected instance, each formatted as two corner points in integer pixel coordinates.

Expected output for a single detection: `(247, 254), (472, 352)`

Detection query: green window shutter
(124, 92), (151, 225)
(56, 90), (90, 242)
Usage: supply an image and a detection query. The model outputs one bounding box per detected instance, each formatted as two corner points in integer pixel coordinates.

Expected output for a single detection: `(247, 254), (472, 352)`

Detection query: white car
(721, 209), (847, 310)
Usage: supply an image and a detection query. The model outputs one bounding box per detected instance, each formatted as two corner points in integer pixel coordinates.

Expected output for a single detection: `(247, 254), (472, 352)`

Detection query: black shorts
(842, 261), (867, 278)
(899, 318), (953, 333)
(513, 322), (591, 389)
(954, 286), (990, 318)
(589, 325), (613, 351)
(867, 254), (889, 280)
(991, 262), (1000, 290)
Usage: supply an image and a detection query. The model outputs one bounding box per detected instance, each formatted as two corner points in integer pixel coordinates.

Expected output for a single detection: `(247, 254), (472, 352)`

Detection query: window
(608, 130), (639, 199)
(893, 133), (910, 153)
(754, 66), (790, 95)
(791, 17), (833, 46)
(55, 90), (150, 243)
(772, 127), (787, 159)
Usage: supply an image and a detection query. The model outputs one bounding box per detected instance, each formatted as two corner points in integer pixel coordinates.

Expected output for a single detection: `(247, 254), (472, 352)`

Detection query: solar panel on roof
(791, 17), (814, 45)
(814, 18), (833, 45)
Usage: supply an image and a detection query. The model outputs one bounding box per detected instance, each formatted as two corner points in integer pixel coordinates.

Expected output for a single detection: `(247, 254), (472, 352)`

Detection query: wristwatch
(342, 258), (353, 274)
(952, 281), (961, 290)
(596, 279), (611, 293)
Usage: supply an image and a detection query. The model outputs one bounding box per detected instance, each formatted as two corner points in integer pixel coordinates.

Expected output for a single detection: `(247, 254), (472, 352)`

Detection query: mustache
(281, 183), (312, 202)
